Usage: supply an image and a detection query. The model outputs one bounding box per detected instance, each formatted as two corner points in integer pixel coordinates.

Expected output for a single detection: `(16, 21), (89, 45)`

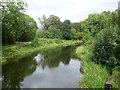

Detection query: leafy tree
(36, 26), (62, 39)
(71, 28), (82, 40)
(39, 15), (62, 29)
(47, 26), (62, 39)
(2, 0), (37, 44)
(2, 0), (26, 44)
(92, 26), (120, 70)
(17, 14), (37, 42)
(92, 9), (120, 70)
(38, 15), (47, 29)
(61, 20), (71, 40)
(92, 28), (113, 67)
(36, 30), (52, 38)
(80, 11), (117, 43)
(71, 23), (81, 32)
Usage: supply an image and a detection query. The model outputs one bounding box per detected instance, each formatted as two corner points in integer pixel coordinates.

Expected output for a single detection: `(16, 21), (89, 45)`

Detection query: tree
(47, 26), (62, 39)
(92, 9), (120, 70)
(36, 30), (52, 38)
(92, 26), (119, 70)
(71, 28), (82, 40)
(2, 0), (37, 44)
(39, 15), (62, 29)
(36, 26), (62, 39)
(17, 14), (37, 42)
(61, 20), (71, 40)
(2, 0), (26, 44)
(71, 23), (81, 32)
(80, 11), (116, 43)
(38, 15), (47, 29)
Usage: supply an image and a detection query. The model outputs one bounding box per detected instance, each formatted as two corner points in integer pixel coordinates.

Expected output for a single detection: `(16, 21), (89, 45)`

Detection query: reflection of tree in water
(2, 55), (37, 88)
(40, 46), (77, 69)
(2, 46), (78, 88)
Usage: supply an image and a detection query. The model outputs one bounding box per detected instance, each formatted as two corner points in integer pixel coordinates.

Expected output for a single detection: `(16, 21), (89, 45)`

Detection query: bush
(31, 38), (39, 46)
(92, 37), (113, 66)
(36, 27), (62, 39)
(92, 27), (120, 70)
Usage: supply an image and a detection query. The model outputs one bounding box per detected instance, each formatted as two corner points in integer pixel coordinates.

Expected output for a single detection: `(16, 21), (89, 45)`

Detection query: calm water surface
(2, 46), (83, 88)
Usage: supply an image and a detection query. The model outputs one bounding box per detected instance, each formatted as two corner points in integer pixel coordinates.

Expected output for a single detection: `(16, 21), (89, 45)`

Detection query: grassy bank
(76, 43), (110, 88)
(2, 38), (78, 65)
(111, 70), (120, 89)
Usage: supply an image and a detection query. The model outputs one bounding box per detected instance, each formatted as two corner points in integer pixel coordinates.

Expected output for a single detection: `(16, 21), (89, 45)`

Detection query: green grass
(111, 69), (120, 89)
(76, 44), (110, 88)
(2, 38), (78, 65)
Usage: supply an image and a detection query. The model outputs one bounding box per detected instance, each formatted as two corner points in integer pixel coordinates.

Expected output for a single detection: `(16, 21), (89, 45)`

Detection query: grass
(2, 38), (79, 65)
(111, 68), (120, 89)
(76, 43), (110, 88)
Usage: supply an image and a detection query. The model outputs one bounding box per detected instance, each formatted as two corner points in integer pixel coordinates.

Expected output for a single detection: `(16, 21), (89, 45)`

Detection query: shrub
(31, 38), (39, 46)
(92, 27), (119, 70)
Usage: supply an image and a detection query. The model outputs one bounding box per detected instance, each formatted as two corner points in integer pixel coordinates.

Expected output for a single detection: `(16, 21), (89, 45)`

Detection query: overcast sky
(25, 0), (119, 27)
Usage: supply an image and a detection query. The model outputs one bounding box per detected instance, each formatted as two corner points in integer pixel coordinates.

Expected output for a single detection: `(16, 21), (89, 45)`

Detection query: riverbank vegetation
(1, 0), (120, 89)
(76, 45), (109, 88)
(2, 38), (78, 65)
(76, 7), (120, 88)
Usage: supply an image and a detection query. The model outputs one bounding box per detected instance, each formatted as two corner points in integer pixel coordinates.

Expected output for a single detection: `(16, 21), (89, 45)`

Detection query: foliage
(92, 28), (113, 68)
(2, 38), (75, 65)
(39, 15), (62, 29)
(61, 20), (71, 40)
(80, 11), (117, 42)
(91, 12), (120, 71)
(17, 14), (37, 42)
(38, 15), (83, 40)
(47, 26), (62, 39)
(70, 28), (82, 40)
(36, 26), (62, 39)
(77, 7), (120, 88)
(111, 68), (120, 89)
(71, 23), (81, 32)
(36, 30), (52, 38)
(76, 44), (109, 88)
(31, 38), (39, 46)
(80, 9), (119, 71)
(1, 0), (37, 44)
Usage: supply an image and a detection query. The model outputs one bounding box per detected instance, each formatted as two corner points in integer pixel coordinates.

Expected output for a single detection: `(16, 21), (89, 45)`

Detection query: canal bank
(2, 38), (80, 65)
(76, 44), (110, 88)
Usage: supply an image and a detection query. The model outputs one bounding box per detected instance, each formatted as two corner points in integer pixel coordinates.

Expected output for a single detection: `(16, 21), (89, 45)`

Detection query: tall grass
(111, 69), (120, 89)
(76, 44), (109, 88)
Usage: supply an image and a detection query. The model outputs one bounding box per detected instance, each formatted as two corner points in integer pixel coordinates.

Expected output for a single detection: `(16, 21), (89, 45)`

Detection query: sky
(25, 0), (120, 27)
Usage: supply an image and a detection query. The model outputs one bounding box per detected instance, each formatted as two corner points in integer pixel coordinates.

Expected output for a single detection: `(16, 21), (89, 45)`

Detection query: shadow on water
(2, 56), (37, 88)
(2, 45), (83, 88)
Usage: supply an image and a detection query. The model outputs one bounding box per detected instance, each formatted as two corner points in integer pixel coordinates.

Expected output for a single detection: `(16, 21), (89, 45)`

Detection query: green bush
(31, 38), (39, 46)
(36, 27), (62, 39)
(92, 27), (120, 70)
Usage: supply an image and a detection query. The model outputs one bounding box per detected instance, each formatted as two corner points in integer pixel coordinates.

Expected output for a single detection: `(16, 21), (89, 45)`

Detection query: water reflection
(22, 59), (82, 88)
(2, 55), (37, 88)
(2, 46), (83, 88)
(37, 46), (78, 69)
(33, 53), (45, 64)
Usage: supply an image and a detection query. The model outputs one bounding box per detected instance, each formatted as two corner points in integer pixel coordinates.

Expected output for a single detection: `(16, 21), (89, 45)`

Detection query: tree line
(37, 15), (82, 40)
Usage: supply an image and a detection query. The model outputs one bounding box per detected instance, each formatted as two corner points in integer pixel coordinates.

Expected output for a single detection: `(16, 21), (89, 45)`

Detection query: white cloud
(25, 0), (119, 27)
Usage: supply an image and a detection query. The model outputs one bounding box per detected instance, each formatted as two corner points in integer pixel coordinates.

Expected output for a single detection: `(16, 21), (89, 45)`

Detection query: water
(2, 46), (83, 88)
